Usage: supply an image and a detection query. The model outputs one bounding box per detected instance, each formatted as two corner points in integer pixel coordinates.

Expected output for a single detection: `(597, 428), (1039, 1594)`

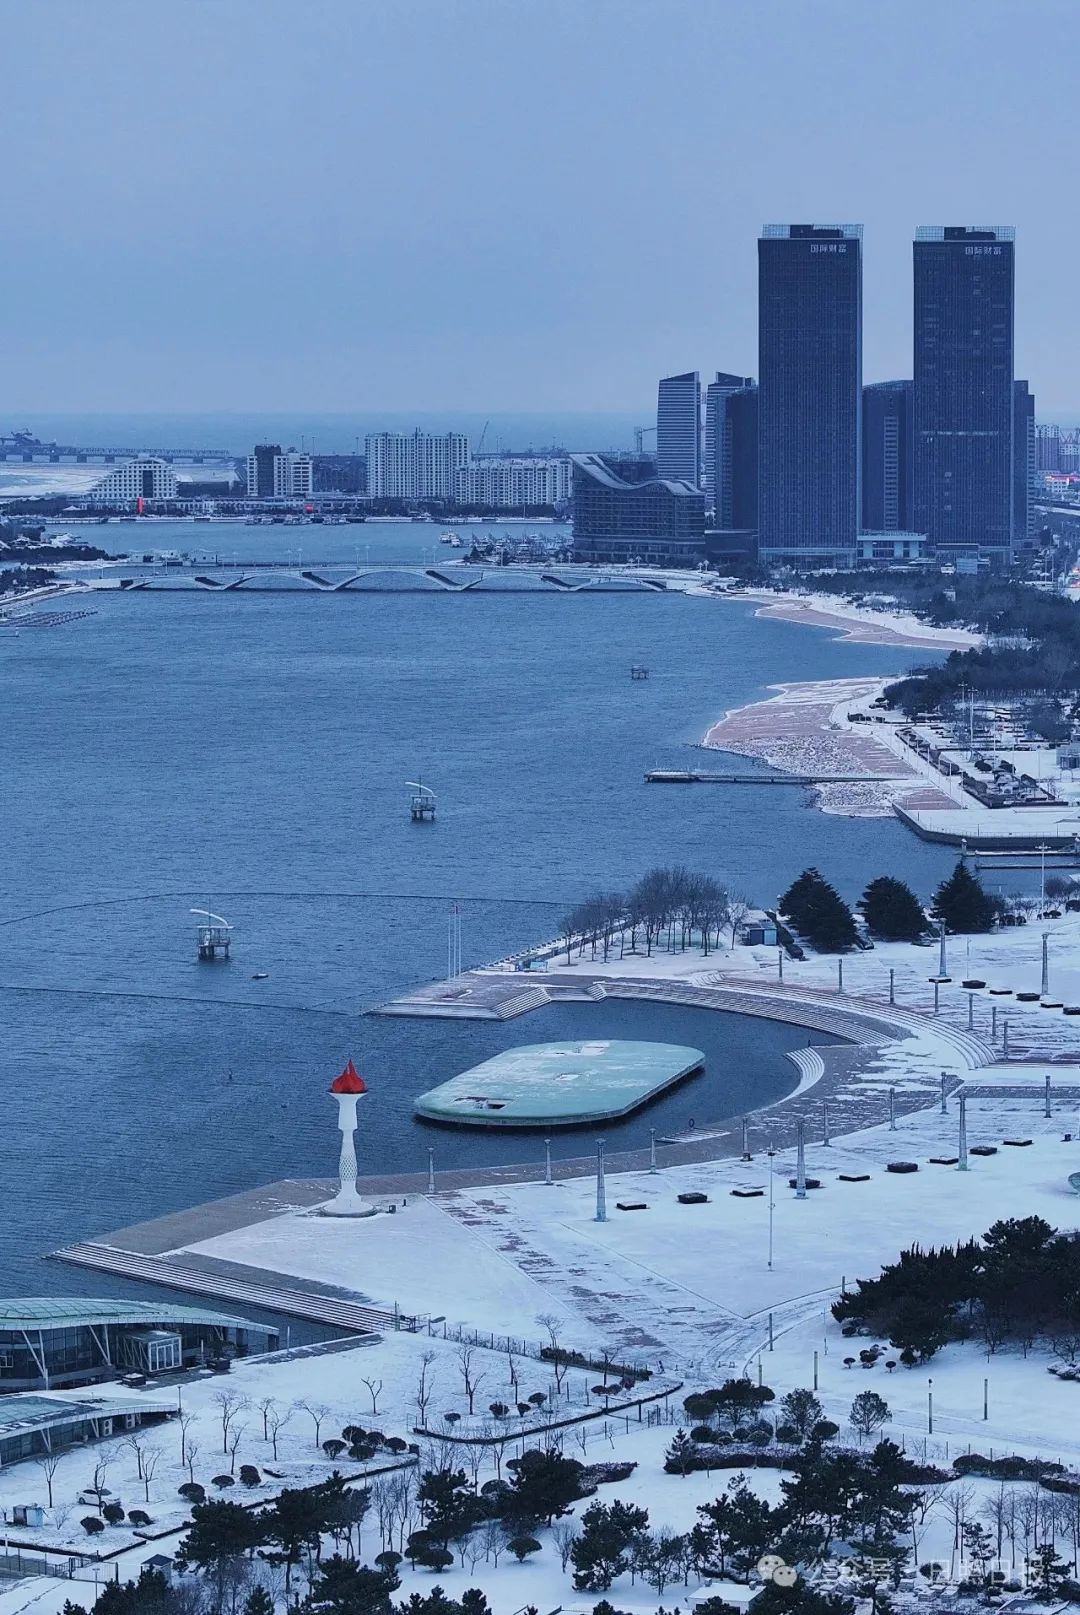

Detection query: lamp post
(767, 1143), (776, 1269)
(741, 1117), (751, 1160)
(427, 1146), (436, 1195)
(938, 917), (948, 980)
(649, 1127), (658, 1173)
(927, 1377), (934, 1436)
(594, 1138), (607, 1223)
(795, 1117), (807, 1200)
(1041, 929), (1050, 1000)
(940, 1071), (948, 1115)
(888, 1087), (896, 1131)
(822, 1100), (831, 1147)
(889, 967), (895, 1005)
(958, 1093), (968, 1171)
(544, 1137), (553, 1186)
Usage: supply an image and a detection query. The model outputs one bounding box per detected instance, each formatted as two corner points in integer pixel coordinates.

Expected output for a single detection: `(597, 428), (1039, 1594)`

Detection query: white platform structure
(323, 1059), (375, 1217)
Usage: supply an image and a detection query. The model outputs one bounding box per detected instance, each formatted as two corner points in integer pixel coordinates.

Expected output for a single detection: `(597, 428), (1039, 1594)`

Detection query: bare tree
(34, 1452), (61, 1508)
(574, 1425), (590, 1460)
(372, 1475), (397, 1552)
(361, 1378), (383, 1416)
(415, 1351), (437, 1425)
(89, 1458), (110, 1515)
(267, 1404), (293, 1461)
(942, 1481), (976, 1578)
(141, 1447), (163, 1505)
(185, 1441), (199, 1486)
(391, 1468), (416, 1553)
(257, 1397), (277, 1441)
(537, 1313), (569, 1393)
(725, 894), (752, 948)
(215, 1391), (250, 1456)
(552, 1519), (580, 1571)
(228, 1422), (247, 1475)
(178, 1412), (195, 1470)
(298, 1401), (330, 1449)
(457, 1346), (485, 1415)
(481, 1517), (506, 1567)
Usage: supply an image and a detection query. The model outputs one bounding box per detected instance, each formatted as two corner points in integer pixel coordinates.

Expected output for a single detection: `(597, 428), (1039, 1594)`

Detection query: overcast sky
(2, 0), (1076, 415)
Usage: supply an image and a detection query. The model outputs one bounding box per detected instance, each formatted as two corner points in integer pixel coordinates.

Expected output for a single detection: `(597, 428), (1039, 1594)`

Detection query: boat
(439, 531), (461, 546)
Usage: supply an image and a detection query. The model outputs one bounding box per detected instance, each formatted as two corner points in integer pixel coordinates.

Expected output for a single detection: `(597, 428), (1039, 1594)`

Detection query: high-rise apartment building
(455, 458), (571, 507)
(913, 226), (1015, 564)
(862, 381), (914, 533)
(91, 457), (178, 503)
(656, 373), (701, 485)
(704, 374), (754, 523)
(757, 225), (862, 567)
(247, 444), (282, 498)
(245, 446), (312, 499)
(365, 431), (470, 501)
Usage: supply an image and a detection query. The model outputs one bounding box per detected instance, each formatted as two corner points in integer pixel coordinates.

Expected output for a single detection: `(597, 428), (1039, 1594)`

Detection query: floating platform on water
(413, 1039), (705, 1128)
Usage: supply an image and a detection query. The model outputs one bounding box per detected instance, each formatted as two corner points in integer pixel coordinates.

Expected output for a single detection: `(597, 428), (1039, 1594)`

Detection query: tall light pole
(767, 1142), (776, 1270)
(957, 1093), (968, 1171)
(795, 1117), (807, 1200)
(594, 1138), (607, 1223)
(1041, 929), (1050, 999)
(927, 1377), (934, 1435)
(543, 1137), (553, 1185)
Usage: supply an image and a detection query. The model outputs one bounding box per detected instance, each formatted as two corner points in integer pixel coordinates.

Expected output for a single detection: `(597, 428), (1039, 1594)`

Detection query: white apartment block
(454, 458), (572, 506)
(273, 452), (312, 498)
(91, 457), (178, 502)
(365, 431), (470, 500)
(244, 449), (313, 499)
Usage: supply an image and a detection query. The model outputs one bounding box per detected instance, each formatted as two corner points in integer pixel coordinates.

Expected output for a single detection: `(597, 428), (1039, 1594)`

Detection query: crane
(475, 419), (490, 458)
(633, 424), (657, 455)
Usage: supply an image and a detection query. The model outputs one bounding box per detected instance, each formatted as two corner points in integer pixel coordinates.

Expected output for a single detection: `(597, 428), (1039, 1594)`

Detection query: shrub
(212, 1474), (234, 1489)
(489, 1402), (510, 1419)
(102, 1502), (125, 1525)
(127, 1510), (152, 1528)
(690, 1424), (716, 1443)
(81, 1517), (105, 1536)
(508, 1534), (542, 1562)
(322, 1439), (347, 1459)
(238, 1465), (261, 1487)
(178, 1483), (206, 1504)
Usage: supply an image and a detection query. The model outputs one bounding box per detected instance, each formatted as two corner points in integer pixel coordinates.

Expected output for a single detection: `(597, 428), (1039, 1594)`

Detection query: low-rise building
(570, 453), (705, 566)
(0, 1393), (176, 1465)
(0, 1299), (277, 1392)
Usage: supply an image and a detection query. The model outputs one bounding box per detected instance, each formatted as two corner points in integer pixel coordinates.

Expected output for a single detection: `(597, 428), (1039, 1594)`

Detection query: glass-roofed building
(0, 1300), (278, 1393)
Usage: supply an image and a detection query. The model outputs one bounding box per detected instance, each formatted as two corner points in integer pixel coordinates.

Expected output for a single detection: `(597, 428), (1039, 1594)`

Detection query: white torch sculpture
(325, 1058), (373, 1216)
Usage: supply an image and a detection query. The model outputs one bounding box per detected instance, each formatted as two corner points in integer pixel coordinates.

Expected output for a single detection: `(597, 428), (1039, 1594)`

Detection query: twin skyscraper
(658, 224), (1031, 570)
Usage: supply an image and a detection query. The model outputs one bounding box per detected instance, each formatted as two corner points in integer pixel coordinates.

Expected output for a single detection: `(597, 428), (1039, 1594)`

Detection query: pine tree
(665, 1428), (695, 1475)
(931, 861), (998, 934)
(782, 869), (857, 952)
(861, 876), (927, 941)
(243, 1591), (274, 1615)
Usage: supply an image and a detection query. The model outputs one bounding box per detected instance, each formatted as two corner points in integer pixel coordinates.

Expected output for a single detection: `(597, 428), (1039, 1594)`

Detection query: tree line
(561, 866), (751, 962)
(779, 860), (1001, 953)
(833, 1215), (1080, 1363)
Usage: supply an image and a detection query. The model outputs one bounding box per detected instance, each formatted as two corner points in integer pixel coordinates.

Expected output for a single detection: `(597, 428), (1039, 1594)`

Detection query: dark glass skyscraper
(1013, 379), (1035, 550)
(656, 372), (701, 485)
(757, 225), (862, 567)
(862, 381), (913, 533)
(704, 373), (754, 523)
(913, 226), (1015, 564)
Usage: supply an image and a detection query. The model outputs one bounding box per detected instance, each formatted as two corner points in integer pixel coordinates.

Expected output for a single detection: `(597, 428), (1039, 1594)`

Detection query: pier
(645, 768), (906, 786)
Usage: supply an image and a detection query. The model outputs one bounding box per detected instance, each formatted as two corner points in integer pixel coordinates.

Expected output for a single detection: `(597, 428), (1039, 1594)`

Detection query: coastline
(702, 589), (976, 820)
(726, 586), (979, 651)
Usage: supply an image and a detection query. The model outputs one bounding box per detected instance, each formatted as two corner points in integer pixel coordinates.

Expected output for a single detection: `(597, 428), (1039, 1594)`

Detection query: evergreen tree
(311, 1555), (400, 1615)
(931, 861), (998, 934)
(665, 1429), (695, 1475)
(505, 1446), (585, 1524)
(861, 876), (927, 941)
(243, 1591), (274, 1615)
(779, 1389), (823, 1442)
(780, 869), (857, 952)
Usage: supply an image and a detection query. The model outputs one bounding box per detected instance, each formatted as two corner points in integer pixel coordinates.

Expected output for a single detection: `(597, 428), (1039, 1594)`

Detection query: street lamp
(927, 1377), (934, 1435)
(767, 1143), (776, 1270)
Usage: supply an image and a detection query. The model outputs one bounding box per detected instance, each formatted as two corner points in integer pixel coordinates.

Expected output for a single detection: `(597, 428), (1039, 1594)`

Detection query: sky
(2, 0), (1078, 417)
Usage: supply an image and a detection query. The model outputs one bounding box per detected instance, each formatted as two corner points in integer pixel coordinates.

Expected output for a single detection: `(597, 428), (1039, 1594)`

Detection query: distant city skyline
(3, 0), (1080, 414)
